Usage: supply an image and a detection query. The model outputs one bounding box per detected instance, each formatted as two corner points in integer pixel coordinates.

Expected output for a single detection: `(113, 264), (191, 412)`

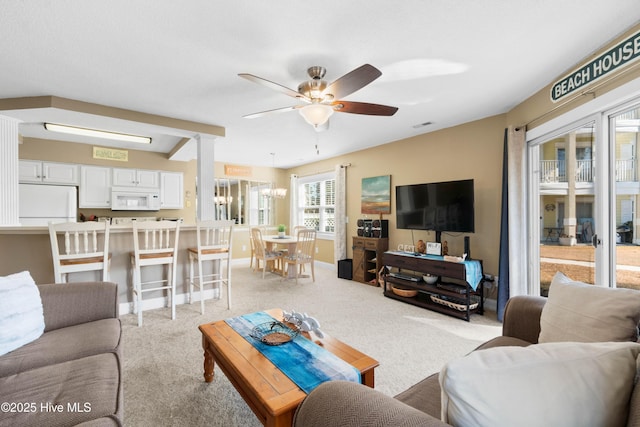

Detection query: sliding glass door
(529, 99), (640, 294)
(532, 120), (597, 296)
(610, 105), (640, 291)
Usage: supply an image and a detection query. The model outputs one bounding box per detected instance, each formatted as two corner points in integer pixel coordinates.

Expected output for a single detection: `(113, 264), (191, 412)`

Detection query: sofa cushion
(295, 380), (442, 427)
(0, 353), (121, 427)
(394, 335), (531, 419)
(539, 272), (640, 343)
(394, 373), (442, 419)
(0, 318), (121, 377)
(439, 341), (640, 427)
(472, 335), (532, 351)
(76, 418), (122, 427)
(0, 271), (45, 356)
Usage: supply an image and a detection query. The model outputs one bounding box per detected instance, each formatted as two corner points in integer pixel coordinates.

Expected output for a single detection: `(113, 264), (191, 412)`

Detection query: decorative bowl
(422, 274), (438, 285)
(391, 285), (418, 298)
(249, 321), (299, 345)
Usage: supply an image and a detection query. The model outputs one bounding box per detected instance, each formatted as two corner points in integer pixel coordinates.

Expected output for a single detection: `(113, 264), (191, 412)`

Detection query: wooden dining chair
(130, 220), (180, 327)
(188, 219), (234, 314)
(48, 221), (111, 283)
(284, 228), (316, 284)
(291, 226), (310, 272)
(249, 225), (266, 271)
(250, 227), (283, 279)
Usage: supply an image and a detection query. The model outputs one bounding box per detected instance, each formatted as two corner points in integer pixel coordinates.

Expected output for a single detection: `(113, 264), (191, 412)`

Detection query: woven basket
(392, 286), (418, 298)
(430, 295), (479, 311)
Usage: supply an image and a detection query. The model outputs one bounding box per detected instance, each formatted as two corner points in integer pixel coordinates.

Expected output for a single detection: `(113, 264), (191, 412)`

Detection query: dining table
(261, 235), (305, 279)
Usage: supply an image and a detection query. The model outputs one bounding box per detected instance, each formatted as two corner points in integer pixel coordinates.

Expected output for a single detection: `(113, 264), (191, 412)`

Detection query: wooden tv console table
(382, 251), (484, 322)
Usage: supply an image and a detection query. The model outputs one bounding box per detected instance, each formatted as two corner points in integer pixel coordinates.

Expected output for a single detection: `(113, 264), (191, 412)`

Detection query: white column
(0, 115), (21, 226)
(564, 132), (577, 238)
(196, 134), (216, 221)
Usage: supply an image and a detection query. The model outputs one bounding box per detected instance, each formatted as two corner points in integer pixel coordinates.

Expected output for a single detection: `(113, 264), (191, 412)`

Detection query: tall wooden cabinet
(352, 236), (388, 286)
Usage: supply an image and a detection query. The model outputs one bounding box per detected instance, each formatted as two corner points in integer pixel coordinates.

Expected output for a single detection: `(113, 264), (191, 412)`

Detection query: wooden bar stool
(48, 221), (111, 283)
(188, 219), (234, 314)
(130, 220), (180, 327)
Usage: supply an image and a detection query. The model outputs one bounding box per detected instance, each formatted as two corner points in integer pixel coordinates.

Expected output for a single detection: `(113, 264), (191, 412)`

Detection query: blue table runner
(225, 311), (361, 394)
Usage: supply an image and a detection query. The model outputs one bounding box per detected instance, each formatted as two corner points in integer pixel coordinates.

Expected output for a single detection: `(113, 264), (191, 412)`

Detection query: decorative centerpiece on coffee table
(250, 320), (299, 345)
(282, 310), (325, 338)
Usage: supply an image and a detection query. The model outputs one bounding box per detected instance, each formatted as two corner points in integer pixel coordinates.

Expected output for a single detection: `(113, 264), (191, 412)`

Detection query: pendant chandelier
(263, 153), (287, 199)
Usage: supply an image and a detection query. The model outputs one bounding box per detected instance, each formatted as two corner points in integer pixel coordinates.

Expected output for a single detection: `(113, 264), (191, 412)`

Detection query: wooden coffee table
(199, 308), (379, 427)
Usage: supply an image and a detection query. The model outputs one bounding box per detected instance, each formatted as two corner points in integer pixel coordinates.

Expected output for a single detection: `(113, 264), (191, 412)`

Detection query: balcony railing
(576, 159), (592, 182)
(616, 158), (636, 182)
(540, 158), (636, 183)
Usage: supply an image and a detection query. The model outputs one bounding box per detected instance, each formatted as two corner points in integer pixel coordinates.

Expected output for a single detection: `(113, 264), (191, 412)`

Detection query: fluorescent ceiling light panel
(44, 123), (152, 144)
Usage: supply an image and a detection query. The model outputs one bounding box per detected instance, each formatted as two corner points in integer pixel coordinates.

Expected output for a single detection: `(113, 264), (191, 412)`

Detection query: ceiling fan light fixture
(299, 104), (334, 128)
(44, 122), (151, 144)
(298, 80), (328, 100)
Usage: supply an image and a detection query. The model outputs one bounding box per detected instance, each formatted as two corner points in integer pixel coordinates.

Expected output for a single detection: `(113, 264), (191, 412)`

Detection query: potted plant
(559, 234), (576, 246)
(277, 224), (286, 238)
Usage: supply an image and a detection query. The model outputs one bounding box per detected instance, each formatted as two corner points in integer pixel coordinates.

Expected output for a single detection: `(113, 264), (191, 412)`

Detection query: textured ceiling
(1, 1), (639, 167)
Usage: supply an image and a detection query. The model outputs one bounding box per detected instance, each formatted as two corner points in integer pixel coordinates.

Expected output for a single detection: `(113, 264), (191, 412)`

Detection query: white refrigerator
(19, 184), (78, 226)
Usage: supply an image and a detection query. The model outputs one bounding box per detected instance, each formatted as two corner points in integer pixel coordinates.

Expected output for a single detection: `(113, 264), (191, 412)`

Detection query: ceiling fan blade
(332, 101), (398, 116)
(238, 73), (306, 99)
(324, 64), (382, 100)
(242, 105), (301, 119)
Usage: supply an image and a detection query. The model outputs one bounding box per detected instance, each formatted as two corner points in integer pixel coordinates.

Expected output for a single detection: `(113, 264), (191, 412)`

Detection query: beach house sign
(551, 29), (640, 102)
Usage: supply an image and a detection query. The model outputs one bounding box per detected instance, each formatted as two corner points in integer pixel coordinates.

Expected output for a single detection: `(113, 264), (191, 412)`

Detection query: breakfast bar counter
(0, 223), (246, 310)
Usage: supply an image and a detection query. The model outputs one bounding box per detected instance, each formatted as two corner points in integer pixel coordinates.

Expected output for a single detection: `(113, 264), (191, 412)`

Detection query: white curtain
(334, 165), (347, 263)
(289, 174), (298, 230)
(507, 126), (527, 297)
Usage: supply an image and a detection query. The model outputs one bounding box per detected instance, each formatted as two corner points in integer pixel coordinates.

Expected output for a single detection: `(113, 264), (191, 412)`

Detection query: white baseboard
(232, 257), (335, 270)
(119, 288), (221, 315)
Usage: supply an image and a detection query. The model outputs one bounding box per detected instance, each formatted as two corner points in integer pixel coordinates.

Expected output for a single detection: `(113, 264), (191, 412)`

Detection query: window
(249, 183), (271, 226)
(297, 172), (335, 237)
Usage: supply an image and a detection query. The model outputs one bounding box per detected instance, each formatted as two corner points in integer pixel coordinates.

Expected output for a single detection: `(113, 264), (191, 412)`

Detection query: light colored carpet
(121, 262), (501, 426)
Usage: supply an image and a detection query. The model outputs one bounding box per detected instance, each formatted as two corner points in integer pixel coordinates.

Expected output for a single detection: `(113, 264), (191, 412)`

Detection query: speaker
(357, 219), (365, 236)
(338, 259), (353, 280)
(464, 236), (470, 259)
(362, 220), (373, 237)
(371, 219), (389, 238)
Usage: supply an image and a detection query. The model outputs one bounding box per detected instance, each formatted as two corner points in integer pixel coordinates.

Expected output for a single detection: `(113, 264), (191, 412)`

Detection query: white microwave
(111, 187), (161, 211)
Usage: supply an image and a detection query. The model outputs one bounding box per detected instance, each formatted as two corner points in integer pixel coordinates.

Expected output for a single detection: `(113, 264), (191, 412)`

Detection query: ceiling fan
(238, 64), (398, 130)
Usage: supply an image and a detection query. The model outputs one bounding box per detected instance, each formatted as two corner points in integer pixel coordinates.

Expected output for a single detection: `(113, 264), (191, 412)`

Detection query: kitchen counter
(0, 223), (251, 311)
(0, 223), (198, 234)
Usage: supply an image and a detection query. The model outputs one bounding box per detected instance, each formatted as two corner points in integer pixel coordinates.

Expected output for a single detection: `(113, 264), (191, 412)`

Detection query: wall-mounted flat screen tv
(395, 179), (475, 232)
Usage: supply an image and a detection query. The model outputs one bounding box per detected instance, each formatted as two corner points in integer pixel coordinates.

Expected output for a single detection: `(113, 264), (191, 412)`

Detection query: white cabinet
(19, 160), (78, 185)
(79, 166), (112, 208)
(160, 172), (184, 209)
(18, 160), (41, 183)
(112, 168), (159, 188)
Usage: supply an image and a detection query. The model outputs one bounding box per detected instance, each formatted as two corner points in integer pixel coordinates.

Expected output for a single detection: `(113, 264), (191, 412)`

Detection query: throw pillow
(538, 271), (640, 343)
(439, 341), (640, 427)
(0, 271), (45, 356)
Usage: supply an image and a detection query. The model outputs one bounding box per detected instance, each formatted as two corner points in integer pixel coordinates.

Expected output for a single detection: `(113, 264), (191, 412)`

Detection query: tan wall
(288, 114), (506, 276)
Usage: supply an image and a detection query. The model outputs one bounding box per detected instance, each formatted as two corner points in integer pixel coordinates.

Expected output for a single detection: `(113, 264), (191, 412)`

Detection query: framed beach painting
(361, 175), (391, 214)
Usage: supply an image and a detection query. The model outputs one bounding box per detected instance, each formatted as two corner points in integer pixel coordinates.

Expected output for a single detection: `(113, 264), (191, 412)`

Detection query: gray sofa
(0, 282), (123, 426)
(293, 295), (640, 427)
